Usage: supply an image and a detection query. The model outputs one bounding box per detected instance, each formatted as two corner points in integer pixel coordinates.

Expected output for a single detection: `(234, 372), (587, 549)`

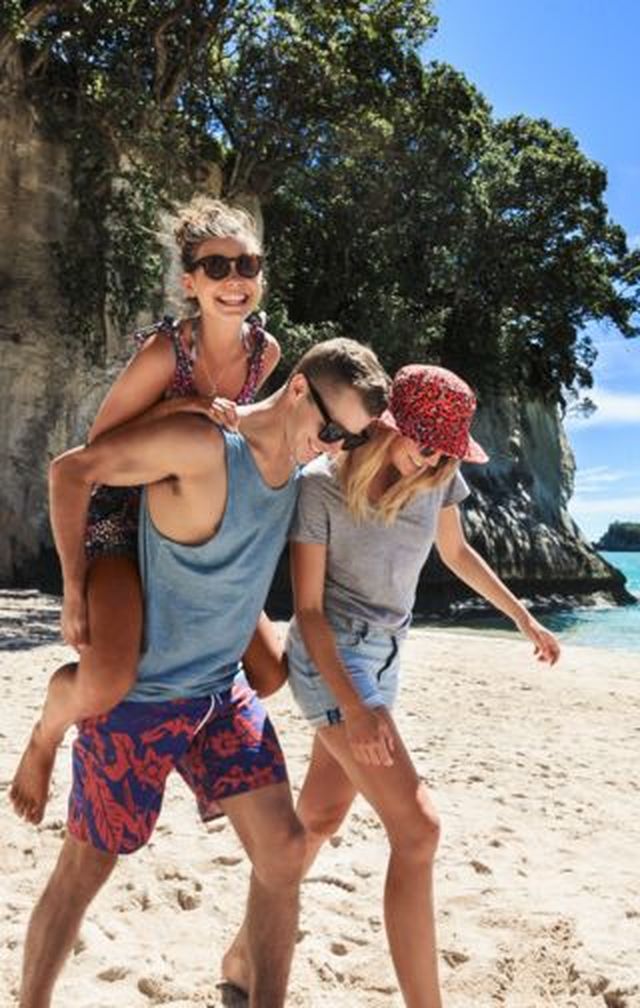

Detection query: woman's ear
(181, 271), (196, 298)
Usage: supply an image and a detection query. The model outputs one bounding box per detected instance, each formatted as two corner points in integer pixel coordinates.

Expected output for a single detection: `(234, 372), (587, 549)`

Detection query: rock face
(595, 522), (640, 552)
(0, 91), (633, 609)
(415, 396), (633, 612)
(0, 86), (145, 589)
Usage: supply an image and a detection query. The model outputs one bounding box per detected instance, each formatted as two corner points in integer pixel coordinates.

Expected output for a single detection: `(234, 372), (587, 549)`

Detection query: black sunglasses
(190, 253), (263, 280)
(306, 379), (369, 451)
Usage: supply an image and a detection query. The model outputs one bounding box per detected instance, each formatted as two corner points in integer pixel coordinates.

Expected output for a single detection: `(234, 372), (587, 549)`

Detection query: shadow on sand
(0, 590), (62, 651)
(217, 981), (248, 1007)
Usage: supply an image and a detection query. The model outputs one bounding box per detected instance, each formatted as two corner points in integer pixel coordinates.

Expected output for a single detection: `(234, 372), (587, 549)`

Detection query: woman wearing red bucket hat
(224, 364), (559, 1005)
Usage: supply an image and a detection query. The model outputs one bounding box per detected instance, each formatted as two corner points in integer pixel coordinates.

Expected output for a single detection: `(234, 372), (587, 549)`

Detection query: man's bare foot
(221, 938), (250, 994)
(10, 722), (58, 824)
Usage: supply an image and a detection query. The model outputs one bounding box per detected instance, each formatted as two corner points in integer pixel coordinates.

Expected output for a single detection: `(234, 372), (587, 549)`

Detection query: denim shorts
(286, 616), (404, 728)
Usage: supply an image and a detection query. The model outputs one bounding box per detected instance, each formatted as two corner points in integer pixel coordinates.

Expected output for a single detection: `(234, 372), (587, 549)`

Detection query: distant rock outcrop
(595, 522), (640, 552)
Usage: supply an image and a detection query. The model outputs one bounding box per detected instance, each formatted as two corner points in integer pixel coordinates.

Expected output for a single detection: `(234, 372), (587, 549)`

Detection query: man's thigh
(68, 697), (209, 854)
(220, 780), (302, 871)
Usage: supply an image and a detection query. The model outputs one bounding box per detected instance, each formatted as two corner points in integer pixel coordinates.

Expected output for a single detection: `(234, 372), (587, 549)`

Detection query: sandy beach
(1, 590), (639, 1007)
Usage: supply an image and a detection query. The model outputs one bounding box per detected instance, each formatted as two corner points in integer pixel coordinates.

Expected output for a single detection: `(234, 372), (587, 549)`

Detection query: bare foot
(221, 939), (250, 994)
(10, 722), (58, 824)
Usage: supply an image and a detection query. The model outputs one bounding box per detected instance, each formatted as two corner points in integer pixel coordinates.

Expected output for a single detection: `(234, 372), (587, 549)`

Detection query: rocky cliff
(0, 91), (632, 609)
(412, 396), (633, 613)
(0, 86), (136, 589)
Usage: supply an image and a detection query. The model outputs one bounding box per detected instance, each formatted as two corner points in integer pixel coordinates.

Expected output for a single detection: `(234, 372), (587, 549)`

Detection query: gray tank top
(128, 430), (299, 702)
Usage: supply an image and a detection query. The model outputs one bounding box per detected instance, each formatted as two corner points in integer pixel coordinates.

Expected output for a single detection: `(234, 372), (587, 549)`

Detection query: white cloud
(566, 388), (640, 428)
(569, 495), (640, 517)
(573, 466), (635, 493)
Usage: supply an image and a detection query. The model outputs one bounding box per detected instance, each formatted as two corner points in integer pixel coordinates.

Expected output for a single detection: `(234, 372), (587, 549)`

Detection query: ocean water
(544, 551), (640, 652)
(421, 552), (640, 653)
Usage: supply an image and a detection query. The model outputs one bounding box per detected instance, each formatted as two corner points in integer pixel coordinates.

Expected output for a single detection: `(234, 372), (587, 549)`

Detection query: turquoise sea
(424, 552), (640, 653)
(543, 551), (640, 652)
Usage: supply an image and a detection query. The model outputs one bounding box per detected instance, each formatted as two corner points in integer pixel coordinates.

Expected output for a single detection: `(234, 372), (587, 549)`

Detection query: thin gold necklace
(193, 318), (247, 397)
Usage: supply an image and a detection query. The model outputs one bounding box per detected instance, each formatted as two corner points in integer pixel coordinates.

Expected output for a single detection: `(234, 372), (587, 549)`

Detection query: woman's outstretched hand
(344, 704), (395, 766)
(515, 612), (561, 665)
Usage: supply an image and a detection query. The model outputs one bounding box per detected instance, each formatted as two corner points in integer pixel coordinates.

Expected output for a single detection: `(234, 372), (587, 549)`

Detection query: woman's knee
(75, 660), (137, 715)
(298, 796), (351, 843)
(389, 799), (441, 865)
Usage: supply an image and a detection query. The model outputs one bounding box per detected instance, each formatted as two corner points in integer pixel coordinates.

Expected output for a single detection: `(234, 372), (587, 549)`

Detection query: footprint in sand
(97, 965), (129, 981)
(469, 859), (492, 875)
(338, 931), (369, 948)
(441, 948), (470, 968)
(305, 874), (356, 893)
(213, 854), (243, 867)
(176, 886), (202, 910)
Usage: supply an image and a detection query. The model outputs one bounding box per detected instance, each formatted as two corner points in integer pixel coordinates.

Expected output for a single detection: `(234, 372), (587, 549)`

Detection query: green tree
(1, 2), (637, 404)
(0, 1), (437, 331)
(264, 63), (639, 404)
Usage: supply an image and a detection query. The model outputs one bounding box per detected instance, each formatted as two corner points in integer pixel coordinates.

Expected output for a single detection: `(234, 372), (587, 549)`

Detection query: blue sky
(425, 0), (640, 542)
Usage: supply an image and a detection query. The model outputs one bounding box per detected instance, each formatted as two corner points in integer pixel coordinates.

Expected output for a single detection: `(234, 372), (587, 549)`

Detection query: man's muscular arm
(50, 415), (222, 645)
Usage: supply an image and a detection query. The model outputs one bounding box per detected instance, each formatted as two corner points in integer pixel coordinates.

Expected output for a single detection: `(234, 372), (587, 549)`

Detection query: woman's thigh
(296, 732), (358, 833)
(77, 554), (143, 685)
(317, 713), (439, 852)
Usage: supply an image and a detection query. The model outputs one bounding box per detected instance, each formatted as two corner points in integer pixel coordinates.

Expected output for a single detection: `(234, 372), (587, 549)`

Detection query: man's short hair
(293, 338), (390, 417)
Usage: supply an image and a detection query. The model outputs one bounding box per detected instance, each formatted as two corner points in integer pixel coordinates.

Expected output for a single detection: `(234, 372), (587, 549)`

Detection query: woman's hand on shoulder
(167, 395), (239, 430)
(514, 611), (561, 665)
(343, 703), (395, 767)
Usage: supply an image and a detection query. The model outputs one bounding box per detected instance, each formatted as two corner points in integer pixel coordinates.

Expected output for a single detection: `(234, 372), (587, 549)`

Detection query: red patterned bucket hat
(383, 365), (488, 463)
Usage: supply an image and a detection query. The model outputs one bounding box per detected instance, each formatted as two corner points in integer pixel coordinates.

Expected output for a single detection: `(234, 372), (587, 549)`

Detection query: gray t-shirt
(290, 457), (470, 631)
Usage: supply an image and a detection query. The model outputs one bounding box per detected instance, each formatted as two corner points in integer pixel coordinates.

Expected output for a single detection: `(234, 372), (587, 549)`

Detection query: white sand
(1, 591), (639, 1007)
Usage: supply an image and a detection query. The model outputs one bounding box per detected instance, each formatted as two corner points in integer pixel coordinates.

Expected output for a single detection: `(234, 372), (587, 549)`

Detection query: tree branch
(153, 0), (233, 109)
(0, 0), (81, 74)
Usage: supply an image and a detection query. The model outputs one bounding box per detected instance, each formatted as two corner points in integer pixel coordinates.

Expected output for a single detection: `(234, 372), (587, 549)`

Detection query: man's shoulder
(164, 414), (225, 474)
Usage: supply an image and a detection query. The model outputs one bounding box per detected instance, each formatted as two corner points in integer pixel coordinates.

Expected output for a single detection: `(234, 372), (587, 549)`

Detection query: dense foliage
(1, 1), (638, 402)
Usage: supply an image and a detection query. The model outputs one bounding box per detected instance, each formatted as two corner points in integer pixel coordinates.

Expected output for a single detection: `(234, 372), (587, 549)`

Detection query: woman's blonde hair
(174, 197), (262, 269)
(338, 427), (460, 525)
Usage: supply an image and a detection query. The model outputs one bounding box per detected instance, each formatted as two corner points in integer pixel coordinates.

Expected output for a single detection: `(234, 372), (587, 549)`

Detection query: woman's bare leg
(10, 555), (142, 824)
(318, 712), (442, 1008)
(221, 733), (357, 991)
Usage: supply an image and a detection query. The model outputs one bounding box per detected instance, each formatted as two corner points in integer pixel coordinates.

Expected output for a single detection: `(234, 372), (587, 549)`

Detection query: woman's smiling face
(182, 235), (263, 319)
(387, 433), (444, 478)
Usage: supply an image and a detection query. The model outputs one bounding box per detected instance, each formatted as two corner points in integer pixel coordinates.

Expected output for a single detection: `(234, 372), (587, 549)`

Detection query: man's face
(288, 376), (376, 465)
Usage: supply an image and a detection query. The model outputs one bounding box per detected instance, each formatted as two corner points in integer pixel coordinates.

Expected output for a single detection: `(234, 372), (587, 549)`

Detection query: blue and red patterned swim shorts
(68, 682), (287, 855)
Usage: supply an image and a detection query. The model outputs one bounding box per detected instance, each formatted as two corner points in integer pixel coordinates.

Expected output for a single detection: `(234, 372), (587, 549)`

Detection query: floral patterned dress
(85, 315), (268, 559)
